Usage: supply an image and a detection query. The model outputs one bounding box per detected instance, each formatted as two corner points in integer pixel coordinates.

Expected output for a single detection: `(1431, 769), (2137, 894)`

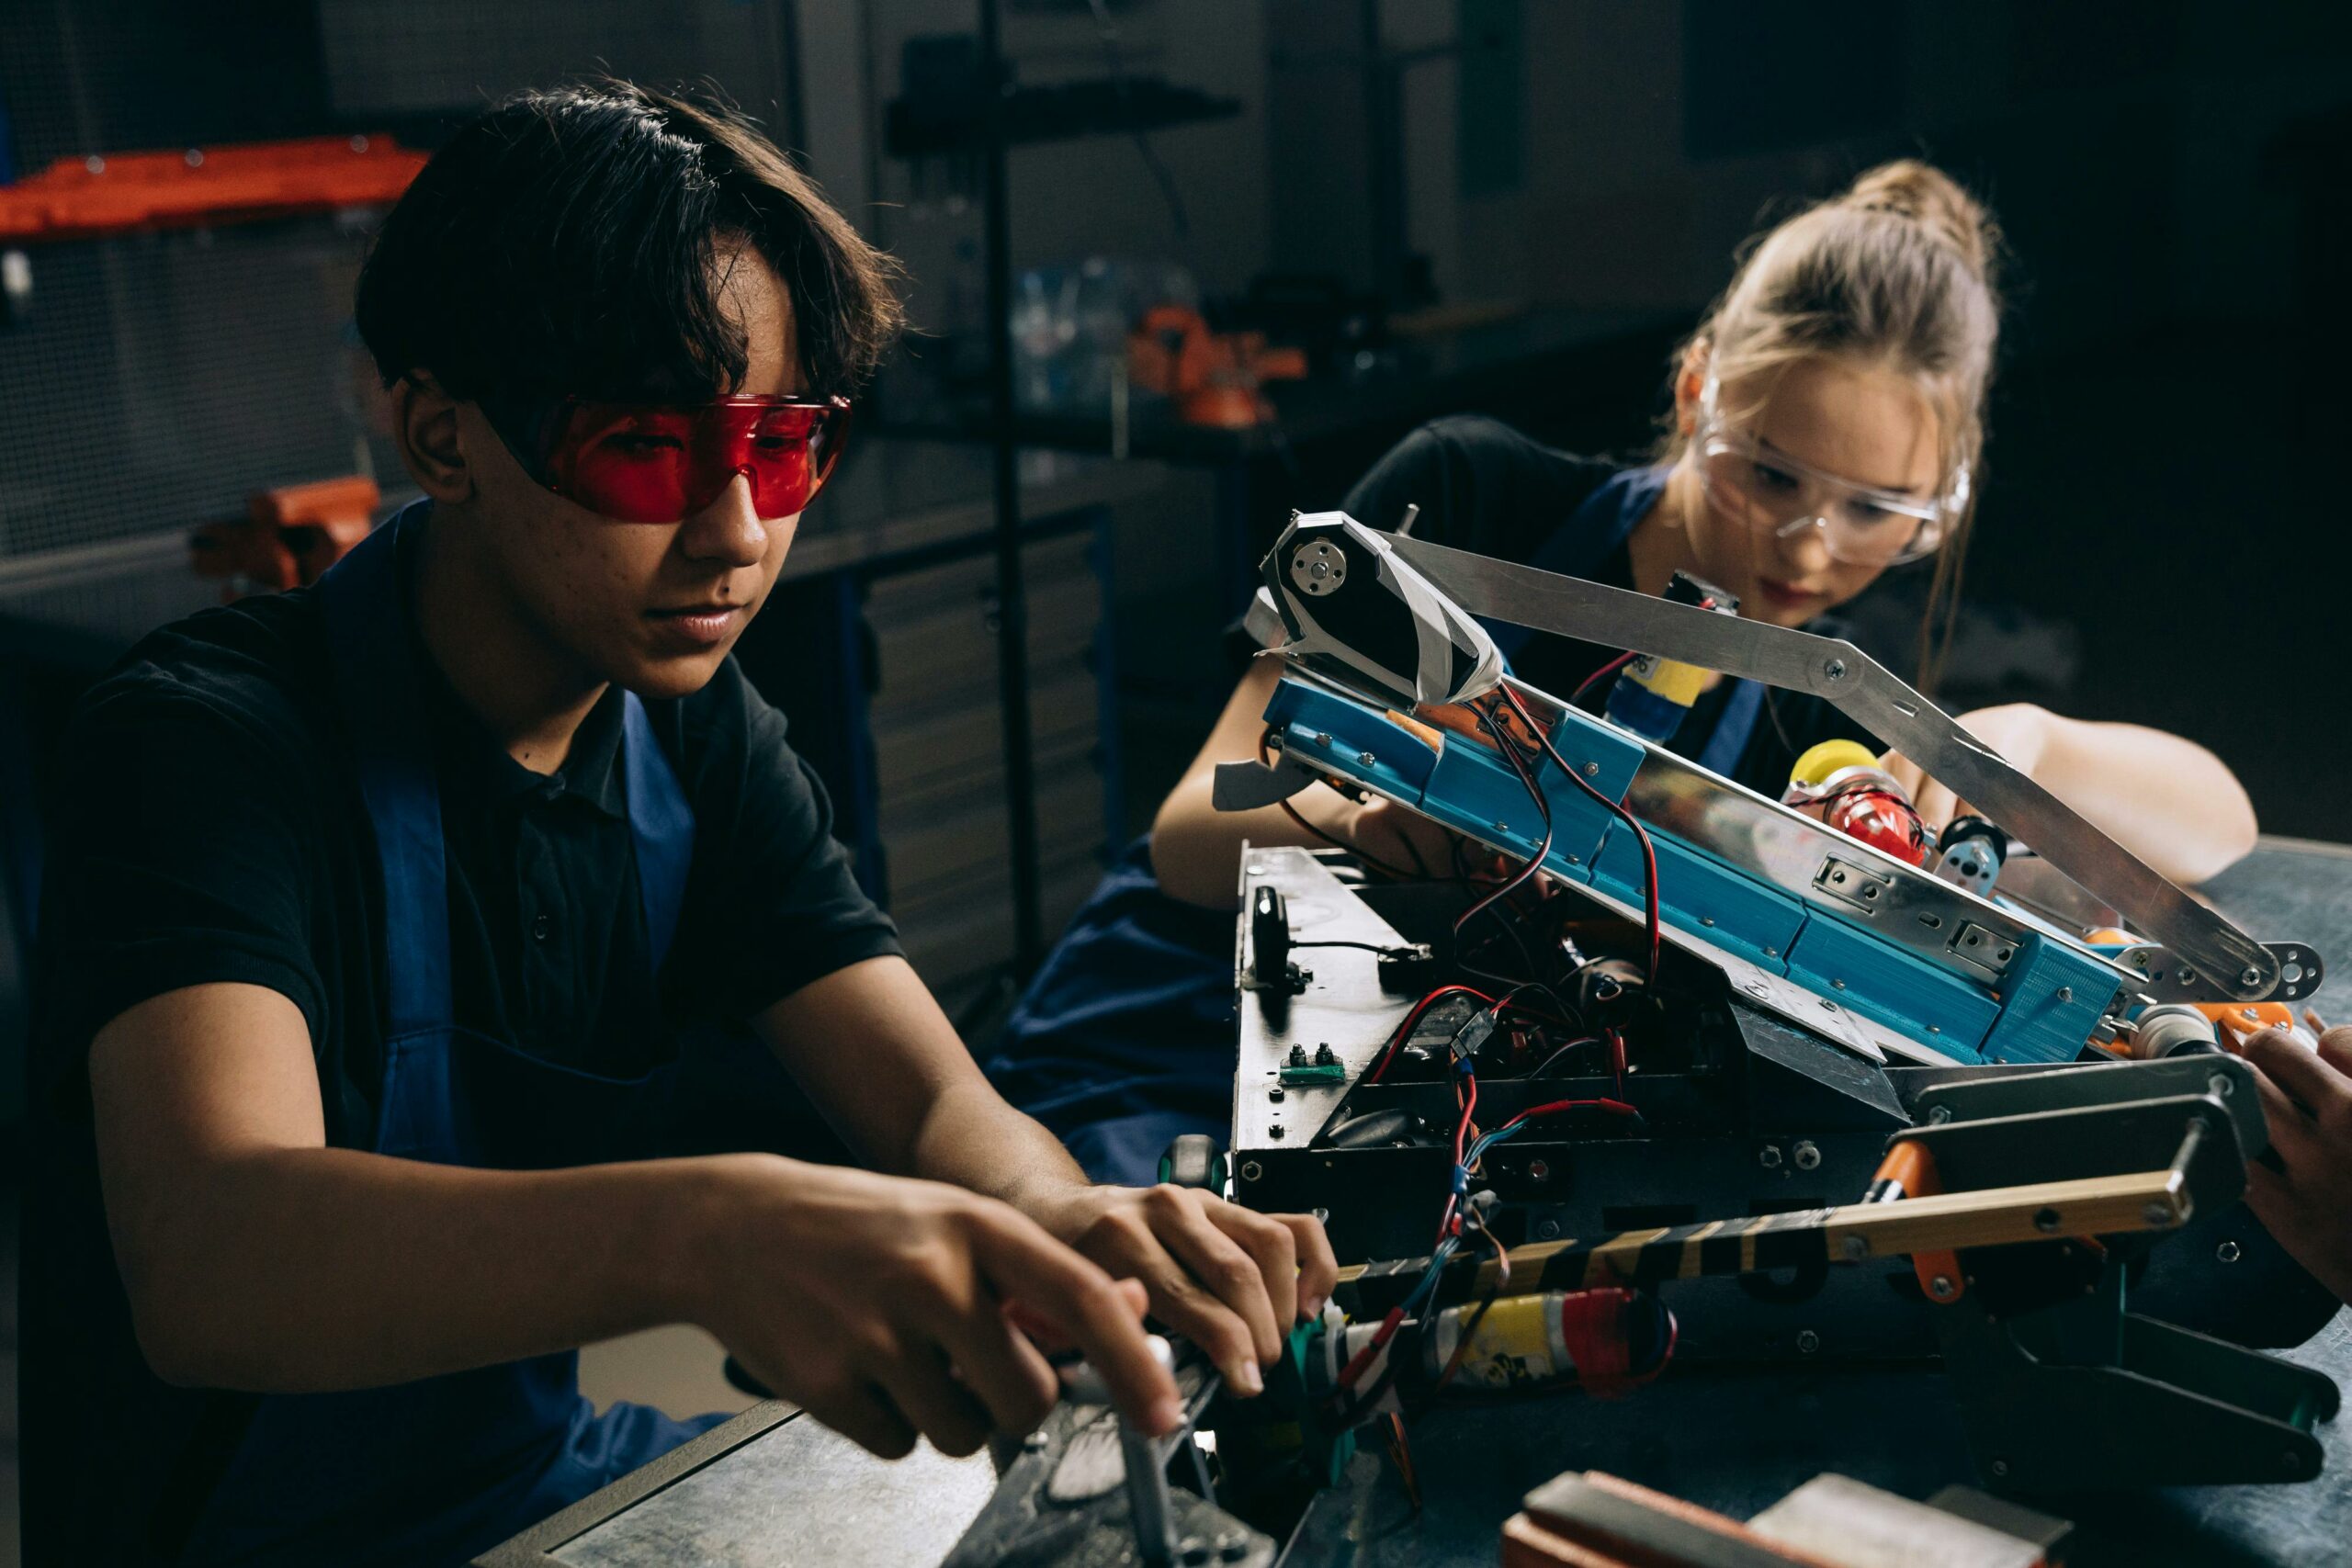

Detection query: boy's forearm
(118, 1145), (745, 1392)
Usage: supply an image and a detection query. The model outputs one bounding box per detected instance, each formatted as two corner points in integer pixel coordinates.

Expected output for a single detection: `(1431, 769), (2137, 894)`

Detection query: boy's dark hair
(355, 81), (904, 404)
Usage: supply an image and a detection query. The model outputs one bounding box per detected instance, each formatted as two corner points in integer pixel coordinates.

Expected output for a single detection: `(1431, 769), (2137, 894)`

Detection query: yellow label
(1627, 654), (1709, 707)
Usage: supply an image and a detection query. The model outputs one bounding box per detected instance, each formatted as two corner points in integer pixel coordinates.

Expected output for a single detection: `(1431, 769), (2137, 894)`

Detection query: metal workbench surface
(487, 838), (2352, 1567)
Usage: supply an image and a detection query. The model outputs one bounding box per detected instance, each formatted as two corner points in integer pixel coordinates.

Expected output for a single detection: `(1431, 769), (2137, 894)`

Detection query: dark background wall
(4, 0), (2349, 840)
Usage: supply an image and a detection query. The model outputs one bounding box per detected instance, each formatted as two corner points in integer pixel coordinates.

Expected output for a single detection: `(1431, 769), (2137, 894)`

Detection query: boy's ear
(1672, 338), (1712, 435)
(389, 374), (474, 502)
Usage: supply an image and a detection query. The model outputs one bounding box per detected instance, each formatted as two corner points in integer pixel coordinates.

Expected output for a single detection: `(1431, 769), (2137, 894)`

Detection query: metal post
(978, 0), (1046, 974)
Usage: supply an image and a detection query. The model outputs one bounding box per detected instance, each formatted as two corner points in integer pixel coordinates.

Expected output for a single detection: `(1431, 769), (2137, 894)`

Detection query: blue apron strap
(621, 694), (695, 975)
(1487, 467), (1668, 664)
(1694, 678), (1766, 776)
(318, 501), (454, 1034)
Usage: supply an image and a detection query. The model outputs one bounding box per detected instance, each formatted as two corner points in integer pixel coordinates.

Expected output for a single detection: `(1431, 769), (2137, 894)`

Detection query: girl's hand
(1344, 795), (1467, 882)
(1879, 703), (2058, 831)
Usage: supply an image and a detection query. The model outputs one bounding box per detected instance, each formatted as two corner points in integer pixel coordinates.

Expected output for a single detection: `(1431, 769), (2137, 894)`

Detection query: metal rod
(978, 0), (1046, 973)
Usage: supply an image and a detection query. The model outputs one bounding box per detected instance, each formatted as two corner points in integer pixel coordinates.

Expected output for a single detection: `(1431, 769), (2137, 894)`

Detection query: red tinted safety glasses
(532, 395), (852, 524)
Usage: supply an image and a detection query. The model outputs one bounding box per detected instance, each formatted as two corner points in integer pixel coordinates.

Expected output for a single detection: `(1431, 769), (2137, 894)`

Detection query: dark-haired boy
(21, 83), (1329, 1566)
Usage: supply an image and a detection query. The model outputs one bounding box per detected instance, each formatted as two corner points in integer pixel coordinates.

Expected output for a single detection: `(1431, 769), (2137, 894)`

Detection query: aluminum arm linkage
(1261, 514), (2277, 1001)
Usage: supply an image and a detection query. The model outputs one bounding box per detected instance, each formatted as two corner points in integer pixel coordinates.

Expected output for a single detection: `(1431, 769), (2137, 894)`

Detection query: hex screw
(1357, 751), (1377, 765)
(1528, 1159), (1552, 1184)
(2211, 1074), (2234, 1099)
(1796, 1329), (1820, 1355)
(1757, 1145), (1784, 1170)
(1268, 1086), (1284, 1102)
(1991, 1458), (2010, 1478)
(1238, 1160), (1263, 1182)
(1535, 1218), (1562, 1240)
(2217, 1240), (2242, 1263)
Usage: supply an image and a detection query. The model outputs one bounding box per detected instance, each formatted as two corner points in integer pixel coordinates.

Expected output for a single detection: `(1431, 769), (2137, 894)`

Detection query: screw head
(2243, 966), (2265, 987)
(1841, 1235), (1868, 1259)
(1535, 1218), (1562, 1240)
(1823, 657), (1848, 680)
(1528, 1159), (1552, 1183)
(1268, 1086), (1284, 1102)
(1023, 1429), (1049, 1450)
(1928, 1105), (1953, 1123)
(1582, 761), (1600, 777)
(1796, 1329), (1820, 1355)
(2217, 1240), (2242, 1263)
(1758, 1144), (1784, 1169)
(1314, 732), (1331, 747)
(2143, 1201), (2173, 1226)
(2211, 1073), (2234, 1099)
(1357, 750), (1377, 765)
(1792, 1140), (1822, 1170)
(1991, 1458), (2010, 1478)
(2056, 986), (2074, 1003)
(1238, 1160), (1263, 1182)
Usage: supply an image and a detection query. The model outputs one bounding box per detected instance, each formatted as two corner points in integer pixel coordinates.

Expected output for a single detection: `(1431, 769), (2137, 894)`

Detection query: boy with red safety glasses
(22, 81), (1329, 1567)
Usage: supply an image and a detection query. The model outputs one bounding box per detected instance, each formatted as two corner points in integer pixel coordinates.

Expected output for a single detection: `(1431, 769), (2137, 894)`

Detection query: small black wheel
(1159, 1133), (1228, 1191)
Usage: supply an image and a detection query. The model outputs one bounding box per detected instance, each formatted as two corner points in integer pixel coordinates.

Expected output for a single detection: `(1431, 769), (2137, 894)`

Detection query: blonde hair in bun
(1666, 160), (2003, 688)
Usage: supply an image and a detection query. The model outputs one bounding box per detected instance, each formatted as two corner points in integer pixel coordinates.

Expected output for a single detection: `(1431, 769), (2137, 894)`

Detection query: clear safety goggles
(1693, 389), (1965, 569)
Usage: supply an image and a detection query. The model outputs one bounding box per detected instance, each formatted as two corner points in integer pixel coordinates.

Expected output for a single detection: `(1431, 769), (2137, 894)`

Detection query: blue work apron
(986, 467), (1764, 1186)
(175, 503), (728, 1566)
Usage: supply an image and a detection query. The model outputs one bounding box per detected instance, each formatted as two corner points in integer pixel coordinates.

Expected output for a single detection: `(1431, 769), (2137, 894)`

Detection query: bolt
(1823, 658), (1848, 681)
(1841, 1235), (1868, 1260)
(1493, 820), (1511, 832)
(1023, 1429), (1049, 1450)
(1314, 1042), (1338, 1065)
(1528, 1159), (1552, 1184)
(2243, 966), (2265, 987)
(1268, 1086), (1284, 1102)
(1928, 1105), (1953, 1123)
(1268, 1123), (1285, 1140)
(1831, 978), (1847, 990)
(1930, 1275), (1956, 1298)
(183, 147), (204, 167)
(1286, 1043), (1308, 1066)
(1928, 1025), (1942, 1035)
(1314, 732), (1331, 747)
(2143, 1201), (2173, 1226)
(2211, 1073), (2234, 1100)
(1991, 1459), (2010, 1478)
(1535, 1218), (1562, 1240)
(1758, 1144), (1784, 1169)
(1792, 1140), (1822, 1171)
(2033, 1207), (2061, 1233)
(85, 154), (106, 173)
(1357, 750), (1377, 765)
(1796, 1329), (1820, 1355)
(2056, 987), (2073, 1003)
(1239, 1160), (1263, 1182)
(349, 133), (370, 152)
(1583, 761), (1600, 777)
(1763, 946), (1779, 958)
(2218, 1240), (2242, 1263)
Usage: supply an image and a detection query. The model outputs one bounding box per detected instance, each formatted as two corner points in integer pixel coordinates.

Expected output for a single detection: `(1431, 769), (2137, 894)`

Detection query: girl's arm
(1882, 702), (2257, 886)
(1148, 660), (1460, 908)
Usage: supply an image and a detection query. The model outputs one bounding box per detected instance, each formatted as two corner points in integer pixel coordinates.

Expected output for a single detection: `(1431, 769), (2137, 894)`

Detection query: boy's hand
(693, 1157), (1182, 1458)
(1023, 1185), (1340, 1396)
(2241, 1012), (2352, 1306)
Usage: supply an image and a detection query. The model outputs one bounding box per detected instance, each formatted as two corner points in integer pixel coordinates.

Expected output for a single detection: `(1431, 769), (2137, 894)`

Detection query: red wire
(1494, 1097), (1643, 1138)
(1365, 985), (1496, 1084)
(1453, 698), (1555, 942)
(1502, 684), (1661, 990)
(1570, 649), (1638, 709)
(1607, 1027), (1628, 1099)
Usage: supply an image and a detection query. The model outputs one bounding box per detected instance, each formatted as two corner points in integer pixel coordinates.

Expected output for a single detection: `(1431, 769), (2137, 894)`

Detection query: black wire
(1084, 0), (1192, 241)
(1294, 940), (1411, 953)
(1526, 1034), (1603, 1080)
